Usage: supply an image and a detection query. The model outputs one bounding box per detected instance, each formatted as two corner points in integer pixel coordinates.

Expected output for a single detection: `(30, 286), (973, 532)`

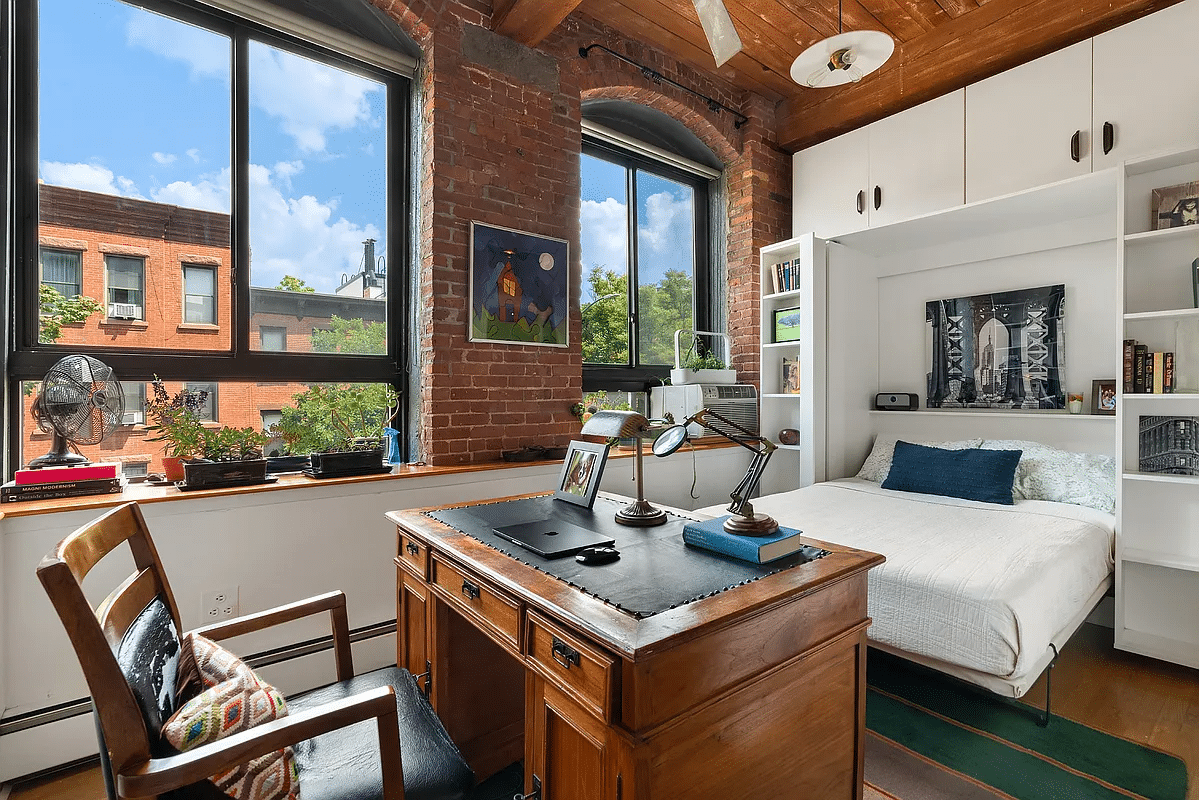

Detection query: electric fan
(27, 355), (124, 468)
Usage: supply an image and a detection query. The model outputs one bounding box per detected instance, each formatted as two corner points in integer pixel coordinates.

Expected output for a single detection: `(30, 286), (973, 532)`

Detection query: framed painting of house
(469, 221), (569, 347)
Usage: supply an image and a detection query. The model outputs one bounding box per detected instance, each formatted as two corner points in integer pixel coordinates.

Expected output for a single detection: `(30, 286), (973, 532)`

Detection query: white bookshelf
(758, 234), (826, 493)
(1115, 146), (1199, 670)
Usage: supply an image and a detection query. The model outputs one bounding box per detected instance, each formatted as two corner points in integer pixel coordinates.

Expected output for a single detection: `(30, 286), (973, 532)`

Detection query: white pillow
(856, 436), (983, 484)
(981, 439), (1116, 513)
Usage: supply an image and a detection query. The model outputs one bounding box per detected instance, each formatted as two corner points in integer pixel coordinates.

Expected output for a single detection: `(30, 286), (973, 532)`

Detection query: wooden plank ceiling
(495, 0), (1181, 153)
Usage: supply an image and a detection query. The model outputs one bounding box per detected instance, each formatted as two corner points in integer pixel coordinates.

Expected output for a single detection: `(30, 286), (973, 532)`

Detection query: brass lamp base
(722, 513), (779, 537)
(615, 499), (668, 527)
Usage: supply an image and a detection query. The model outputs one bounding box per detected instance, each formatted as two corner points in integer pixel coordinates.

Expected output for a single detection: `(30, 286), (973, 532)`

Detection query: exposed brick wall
(378, 1), (791, 465)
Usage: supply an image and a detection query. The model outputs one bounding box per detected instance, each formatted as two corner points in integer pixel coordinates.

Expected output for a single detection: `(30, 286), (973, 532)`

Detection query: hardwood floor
(7, 623), (1198, 799)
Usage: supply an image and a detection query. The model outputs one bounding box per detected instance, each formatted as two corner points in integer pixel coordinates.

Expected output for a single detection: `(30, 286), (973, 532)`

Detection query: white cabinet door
(966, 40), (1092, 203)
(792, 127), (869, 239)
(1093, 0), (1199, 170)
(868, 90), (965, 227)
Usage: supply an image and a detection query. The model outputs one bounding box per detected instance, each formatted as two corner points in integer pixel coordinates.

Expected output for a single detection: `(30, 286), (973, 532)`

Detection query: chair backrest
(37, 502), (188, 778)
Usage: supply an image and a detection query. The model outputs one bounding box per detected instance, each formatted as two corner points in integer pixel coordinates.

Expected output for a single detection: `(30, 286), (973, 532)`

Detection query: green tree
(580, 266), (694, 367)
(38, 284), (103, 343)
(312, 315), (386, 355)
(275, 275), (316, 293)
(580, 266), (629, 364)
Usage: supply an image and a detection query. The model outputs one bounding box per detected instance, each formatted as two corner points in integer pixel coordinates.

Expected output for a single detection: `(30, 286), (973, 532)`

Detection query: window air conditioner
(650, 384), (759, 438)
(108, 303), (140, 319)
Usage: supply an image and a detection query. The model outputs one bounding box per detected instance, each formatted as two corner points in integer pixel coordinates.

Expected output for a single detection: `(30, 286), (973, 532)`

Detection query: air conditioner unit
(108, 303), (140, 319)
(650, 384), (758, 439)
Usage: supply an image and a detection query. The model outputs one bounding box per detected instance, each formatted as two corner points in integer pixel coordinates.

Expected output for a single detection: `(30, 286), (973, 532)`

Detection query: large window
(7, 0), (411, 472)
(579, 136), (713, 389)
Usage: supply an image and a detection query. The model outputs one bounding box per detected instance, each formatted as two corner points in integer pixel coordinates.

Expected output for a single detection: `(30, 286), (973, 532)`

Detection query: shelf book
(769, 259), (801, 294)
(1124, 339), (1174, 393)
(682, 517), (805, 564)
(14, 462), (121, 485)
(1, 476), (124, 503)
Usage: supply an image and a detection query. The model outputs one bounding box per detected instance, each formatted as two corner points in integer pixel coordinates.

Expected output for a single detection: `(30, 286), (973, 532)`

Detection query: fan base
(27, 451), (90, 469)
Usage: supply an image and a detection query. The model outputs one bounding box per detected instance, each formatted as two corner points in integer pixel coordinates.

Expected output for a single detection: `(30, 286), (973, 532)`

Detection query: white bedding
(698, 479), (1115, 684)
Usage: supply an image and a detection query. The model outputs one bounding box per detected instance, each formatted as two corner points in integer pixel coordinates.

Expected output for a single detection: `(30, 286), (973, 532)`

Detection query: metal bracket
(415, 659), (432, 699)
(513, 774), (542, 800)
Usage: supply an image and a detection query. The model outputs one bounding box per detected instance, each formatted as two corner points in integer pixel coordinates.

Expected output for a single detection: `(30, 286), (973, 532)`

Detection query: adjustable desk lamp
(652, 408), (779, 536)
(579, 410), (668, 527)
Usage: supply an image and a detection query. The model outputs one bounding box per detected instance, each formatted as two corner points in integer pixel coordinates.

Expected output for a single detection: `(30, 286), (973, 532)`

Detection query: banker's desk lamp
(579, 410), (668, 526)
(652, 408), (779, 536)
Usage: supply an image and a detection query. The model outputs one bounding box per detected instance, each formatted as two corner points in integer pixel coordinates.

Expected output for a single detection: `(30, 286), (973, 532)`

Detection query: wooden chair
(36, 502), (474, 800)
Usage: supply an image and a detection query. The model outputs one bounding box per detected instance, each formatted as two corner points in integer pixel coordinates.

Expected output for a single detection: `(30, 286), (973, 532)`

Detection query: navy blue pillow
(881, 440), (1022, 505)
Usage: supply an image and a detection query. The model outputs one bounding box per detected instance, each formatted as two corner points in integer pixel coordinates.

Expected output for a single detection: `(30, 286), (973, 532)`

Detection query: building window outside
(105, 256), (145, 320)
(579, 137), (713, 390)
(40, 248), (81, 297)
(122, 462), (149, 478)
(260, 326), (287, 351)
(121, 381), (145, 425)
(185, 382), (219, 422)
(183, 264), (216, 325)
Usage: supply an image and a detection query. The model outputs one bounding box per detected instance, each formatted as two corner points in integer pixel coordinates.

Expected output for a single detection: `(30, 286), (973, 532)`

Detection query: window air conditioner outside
(108, 303), (140, 319)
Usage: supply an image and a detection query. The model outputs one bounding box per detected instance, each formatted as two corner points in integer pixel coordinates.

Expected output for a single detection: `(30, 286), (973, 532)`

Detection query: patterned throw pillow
(163, 634), (300, 800)
(981, 439), (1117, 513)
(856, 436), (983, 484)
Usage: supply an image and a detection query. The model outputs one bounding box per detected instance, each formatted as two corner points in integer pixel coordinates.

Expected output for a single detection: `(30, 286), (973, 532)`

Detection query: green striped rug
(865, 651), (1188, 800)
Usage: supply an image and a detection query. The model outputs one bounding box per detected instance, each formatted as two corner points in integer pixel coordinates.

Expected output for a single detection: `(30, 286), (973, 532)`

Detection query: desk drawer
(526, 610), (616, 722)
(396, 530), (429, 580)
(430, 552), (521, 652)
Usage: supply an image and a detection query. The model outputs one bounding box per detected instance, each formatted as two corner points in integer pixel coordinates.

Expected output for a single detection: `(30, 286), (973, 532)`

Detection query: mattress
(698, 479), (1115, 684)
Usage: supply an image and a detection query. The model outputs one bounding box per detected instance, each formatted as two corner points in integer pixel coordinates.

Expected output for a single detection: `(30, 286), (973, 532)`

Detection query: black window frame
(5, 0), (412, 472)
(182, 262), (217, 325)
(580, 136), (714, 393)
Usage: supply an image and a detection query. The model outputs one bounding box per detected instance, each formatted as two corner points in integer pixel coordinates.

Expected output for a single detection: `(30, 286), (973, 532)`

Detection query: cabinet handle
(461, 580), (481, 601)
(513, 775), (542, 800)
(551, 636), (581, 669)
(873, 185), (882, 211)
(406, 541), (420, 556)
(1070, 130), (1080, 162)
(1102, 121), (1114, 155)
(856, 189), (865, 214)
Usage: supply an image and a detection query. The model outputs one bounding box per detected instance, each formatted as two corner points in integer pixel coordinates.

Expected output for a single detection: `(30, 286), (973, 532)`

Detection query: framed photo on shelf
(554, 440), (609, 508)
(1151, 180), (1199, 230)
(781, 356), (801, 394)
(772, 306), (801, 343)
(1091, 379), (1117, 416)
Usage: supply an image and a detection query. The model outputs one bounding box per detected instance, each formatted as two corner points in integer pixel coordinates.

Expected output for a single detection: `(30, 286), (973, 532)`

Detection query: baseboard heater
(0, 619), (397, 740)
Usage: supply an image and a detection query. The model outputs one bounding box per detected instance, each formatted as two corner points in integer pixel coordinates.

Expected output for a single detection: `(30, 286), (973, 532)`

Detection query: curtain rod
(578, 44), (750, 129)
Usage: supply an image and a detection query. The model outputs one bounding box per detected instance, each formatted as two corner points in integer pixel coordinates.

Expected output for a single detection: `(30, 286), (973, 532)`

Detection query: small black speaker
(875, 393), (918, 411)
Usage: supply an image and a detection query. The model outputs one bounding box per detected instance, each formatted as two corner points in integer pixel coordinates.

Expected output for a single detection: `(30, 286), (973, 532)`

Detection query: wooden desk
(387, 494), (884, 800)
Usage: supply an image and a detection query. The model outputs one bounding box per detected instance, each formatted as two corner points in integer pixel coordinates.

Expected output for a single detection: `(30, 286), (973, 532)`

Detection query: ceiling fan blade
(691, 0), (743, 67)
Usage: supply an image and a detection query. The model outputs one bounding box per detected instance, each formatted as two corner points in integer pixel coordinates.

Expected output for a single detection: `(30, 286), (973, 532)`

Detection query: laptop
(492, 518), (615, 559)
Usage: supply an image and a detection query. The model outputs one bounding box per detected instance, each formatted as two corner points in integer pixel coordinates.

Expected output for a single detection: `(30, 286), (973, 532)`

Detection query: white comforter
(699, 479), (1115, 681)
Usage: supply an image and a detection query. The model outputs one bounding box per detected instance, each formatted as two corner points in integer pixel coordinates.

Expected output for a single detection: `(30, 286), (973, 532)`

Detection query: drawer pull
(513, 775), (541, 800)
(1070, 129), (1080, 162)
(1102, 121), (1114, 155)
(461, 580), (481, 601)
(855, 189), (865, 214)
(551, 637), (581, 669)
(406, 541), (420, 556)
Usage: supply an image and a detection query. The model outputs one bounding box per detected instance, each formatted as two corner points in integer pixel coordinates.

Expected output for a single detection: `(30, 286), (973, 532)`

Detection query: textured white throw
(700, 479), (1114, 681)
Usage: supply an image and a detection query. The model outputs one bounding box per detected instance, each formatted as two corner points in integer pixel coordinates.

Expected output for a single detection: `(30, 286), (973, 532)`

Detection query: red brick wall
(376, 1), (791, 464)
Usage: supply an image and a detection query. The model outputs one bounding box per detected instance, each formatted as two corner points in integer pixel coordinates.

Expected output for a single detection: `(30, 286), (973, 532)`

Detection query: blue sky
(579, 154), (695, 304)
(39, 0), (387, 293)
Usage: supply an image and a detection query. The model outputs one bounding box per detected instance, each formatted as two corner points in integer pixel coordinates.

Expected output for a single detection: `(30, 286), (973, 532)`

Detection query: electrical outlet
(201, 586), (239, 620)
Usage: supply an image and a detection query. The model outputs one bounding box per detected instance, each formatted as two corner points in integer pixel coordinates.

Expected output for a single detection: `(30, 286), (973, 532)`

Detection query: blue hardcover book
(682, 516), (805, 564)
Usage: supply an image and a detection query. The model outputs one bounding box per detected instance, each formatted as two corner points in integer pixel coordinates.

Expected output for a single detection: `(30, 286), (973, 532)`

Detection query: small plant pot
(305, 448), (389, 479)
(162, 456), (186, 483)
(180, 458), (268, 490)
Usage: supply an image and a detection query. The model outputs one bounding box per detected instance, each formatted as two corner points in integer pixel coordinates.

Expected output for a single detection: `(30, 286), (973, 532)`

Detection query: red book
(14, 463), (121, 485)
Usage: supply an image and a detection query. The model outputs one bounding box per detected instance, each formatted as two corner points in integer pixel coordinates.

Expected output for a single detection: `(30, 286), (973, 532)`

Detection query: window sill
(0, 440), (738, 520)
(176, 323), (220, 333)
(100, 319), (149, 329)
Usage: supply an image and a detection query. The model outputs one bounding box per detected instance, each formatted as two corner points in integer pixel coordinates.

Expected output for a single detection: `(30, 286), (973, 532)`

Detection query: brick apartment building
(24, 184), (385, 474)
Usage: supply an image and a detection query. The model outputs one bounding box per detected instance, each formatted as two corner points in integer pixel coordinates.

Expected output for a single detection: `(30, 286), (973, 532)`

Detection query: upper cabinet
(1092, 0), (1199, 171)
(793, 91), (964, 238)
(965, 40), (1093, 203)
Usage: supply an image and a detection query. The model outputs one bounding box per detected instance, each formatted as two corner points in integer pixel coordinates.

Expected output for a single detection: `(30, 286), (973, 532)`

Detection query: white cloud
(186, 148), (202, 163)
(41, 161), (143, 198)
(152, 152), (177, 165)
(579, 197), (628, 289)
(272, 160), (304, 191)
(152, 169), (230, 213)
(127, 11), (229, 78)
(638, 191), (691, 255)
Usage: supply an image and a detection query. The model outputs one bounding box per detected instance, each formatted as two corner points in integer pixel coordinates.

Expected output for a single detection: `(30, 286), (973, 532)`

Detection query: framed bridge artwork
(469, 221), (569, 347)
(926, 284), (1066, 410)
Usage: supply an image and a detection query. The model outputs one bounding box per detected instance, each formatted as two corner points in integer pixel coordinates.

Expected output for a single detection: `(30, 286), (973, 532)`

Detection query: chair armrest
(117, 685), (404, 800)
(189, 590), (353, 680)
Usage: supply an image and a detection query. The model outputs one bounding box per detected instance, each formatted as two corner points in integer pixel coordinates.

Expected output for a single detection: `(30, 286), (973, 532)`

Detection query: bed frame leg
(1038, 644), (1059, 727)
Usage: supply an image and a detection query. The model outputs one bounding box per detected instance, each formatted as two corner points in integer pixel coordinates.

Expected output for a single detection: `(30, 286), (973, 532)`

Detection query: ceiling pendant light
(789, 0), (894, 88)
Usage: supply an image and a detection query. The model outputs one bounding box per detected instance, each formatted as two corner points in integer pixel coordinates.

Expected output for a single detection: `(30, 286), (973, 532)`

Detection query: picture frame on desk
(772, 306), (801, 343)
(554, 440), (609, 508)
(1091, 379), (1117, 416)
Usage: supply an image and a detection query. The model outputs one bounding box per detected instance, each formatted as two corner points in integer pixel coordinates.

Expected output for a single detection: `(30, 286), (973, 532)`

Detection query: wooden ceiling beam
(776, 0), (1182, 153)
(492, 0), (583, 47)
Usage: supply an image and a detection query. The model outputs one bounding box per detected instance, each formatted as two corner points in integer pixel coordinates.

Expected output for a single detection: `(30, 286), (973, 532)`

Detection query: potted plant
(669, 330), (737, 385)
(144, 379), (209, 481)
(268, 384), (395, 478)
(179, 425), (270, 490)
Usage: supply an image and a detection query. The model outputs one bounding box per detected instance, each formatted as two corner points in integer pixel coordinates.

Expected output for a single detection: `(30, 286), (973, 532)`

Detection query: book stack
(1, 463), (124, 504)
(1123, 339), (1175, 394)
(769, 259), (800, 294)
(682, 516), (806, 564)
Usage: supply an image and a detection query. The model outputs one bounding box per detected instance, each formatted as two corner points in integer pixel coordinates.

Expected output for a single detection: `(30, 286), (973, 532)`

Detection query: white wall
(0, 444), (751, 780)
